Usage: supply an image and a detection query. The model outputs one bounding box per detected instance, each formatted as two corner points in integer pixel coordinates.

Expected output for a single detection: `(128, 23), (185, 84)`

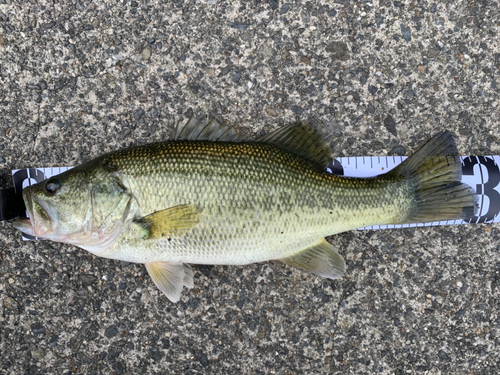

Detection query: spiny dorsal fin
(175, 116), (247, 142)
(258, 122), (333, 168)
(135, 204), (202, 240)
(145, 262), (194, 302)
(280, 238), (345, 279)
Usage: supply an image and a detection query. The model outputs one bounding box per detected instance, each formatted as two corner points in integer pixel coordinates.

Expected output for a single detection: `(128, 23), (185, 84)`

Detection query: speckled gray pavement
(0, 1), (499, 374)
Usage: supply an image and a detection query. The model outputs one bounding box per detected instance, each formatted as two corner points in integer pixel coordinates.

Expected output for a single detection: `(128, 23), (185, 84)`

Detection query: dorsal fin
(174, 116), (247, 142)
(258, 122), (333, 168)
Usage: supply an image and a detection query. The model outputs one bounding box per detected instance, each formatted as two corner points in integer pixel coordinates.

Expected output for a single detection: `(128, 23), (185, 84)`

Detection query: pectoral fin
(145, 262), (194, 302)
(136, 204), (202, 240)
(280, 238), (346, 279)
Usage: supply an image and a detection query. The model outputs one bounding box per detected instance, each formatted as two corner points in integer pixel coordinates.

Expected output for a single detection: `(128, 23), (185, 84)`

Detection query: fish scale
(98, 140), (406, 265)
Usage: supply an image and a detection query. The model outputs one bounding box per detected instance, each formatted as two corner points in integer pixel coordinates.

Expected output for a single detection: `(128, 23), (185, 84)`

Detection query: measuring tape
(7, 155), (500, 240)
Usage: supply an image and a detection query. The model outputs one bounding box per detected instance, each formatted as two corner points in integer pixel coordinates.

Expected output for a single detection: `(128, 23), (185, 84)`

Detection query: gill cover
(82, 167), (136, 252)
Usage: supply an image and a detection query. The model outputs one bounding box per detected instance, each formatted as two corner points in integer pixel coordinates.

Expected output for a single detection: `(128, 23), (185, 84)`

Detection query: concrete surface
(0, 0), (499, 374)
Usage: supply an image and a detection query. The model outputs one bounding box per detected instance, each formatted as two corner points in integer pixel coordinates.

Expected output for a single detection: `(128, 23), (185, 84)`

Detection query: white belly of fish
(93, 207), (336, 265)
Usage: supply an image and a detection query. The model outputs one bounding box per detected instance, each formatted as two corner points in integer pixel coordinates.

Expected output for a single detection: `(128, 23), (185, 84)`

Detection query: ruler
(9, 155), (500, 240)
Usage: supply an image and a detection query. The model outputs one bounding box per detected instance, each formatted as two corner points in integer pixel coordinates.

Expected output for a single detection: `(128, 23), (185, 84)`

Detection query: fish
(13, 118), (477, 302)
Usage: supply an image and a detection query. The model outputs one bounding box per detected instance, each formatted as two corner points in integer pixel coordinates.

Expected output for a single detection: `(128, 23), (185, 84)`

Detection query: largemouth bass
(13, 118), (477, 302)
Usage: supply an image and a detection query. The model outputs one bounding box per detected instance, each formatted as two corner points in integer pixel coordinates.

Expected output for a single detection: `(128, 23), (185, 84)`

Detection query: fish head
(13, 169), (93, 241)
(13, 165), (132, 249)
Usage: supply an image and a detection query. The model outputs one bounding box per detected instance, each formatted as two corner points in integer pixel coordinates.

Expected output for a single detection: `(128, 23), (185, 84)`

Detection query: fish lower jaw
(12, 218), (36, 236)
(12, 220), (57, 240)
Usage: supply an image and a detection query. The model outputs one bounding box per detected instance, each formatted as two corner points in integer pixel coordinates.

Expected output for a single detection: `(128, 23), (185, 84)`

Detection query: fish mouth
(12, 187), (54, 237)
(12, 217), (35, 237)
(12, 188), (35, 236)
(23, 187), (34, 222)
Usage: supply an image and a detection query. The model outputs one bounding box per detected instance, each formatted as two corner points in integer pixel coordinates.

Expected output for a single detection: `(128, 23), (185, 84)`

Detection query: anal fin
(145, 262), (194, 303)
(280, 238), (346, 279)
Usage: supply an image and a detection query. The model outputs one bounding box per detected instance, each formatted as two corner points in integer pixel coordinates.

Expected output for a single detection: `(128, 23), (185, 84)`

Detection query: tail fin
(388, 131), (478, 224)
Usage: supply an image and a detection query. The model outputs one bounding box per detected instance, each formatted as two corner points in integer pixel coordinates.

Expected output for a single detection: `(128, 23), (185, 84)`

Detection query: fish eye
(45, 178), (61, 195)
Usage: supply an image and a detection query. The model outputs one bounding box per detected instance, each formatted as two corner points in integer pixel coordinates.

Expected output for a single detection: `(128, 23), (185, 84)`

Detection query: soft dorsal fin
(175, 116), (247, 142)
(258, 122), (333, 168)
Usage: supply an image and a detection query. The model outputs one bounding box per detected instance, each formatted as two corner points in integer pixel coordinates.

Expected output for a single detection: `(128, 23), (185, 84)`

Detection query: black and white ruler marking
(8, 155), (500, 240)
(12, 167), (73, 195)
